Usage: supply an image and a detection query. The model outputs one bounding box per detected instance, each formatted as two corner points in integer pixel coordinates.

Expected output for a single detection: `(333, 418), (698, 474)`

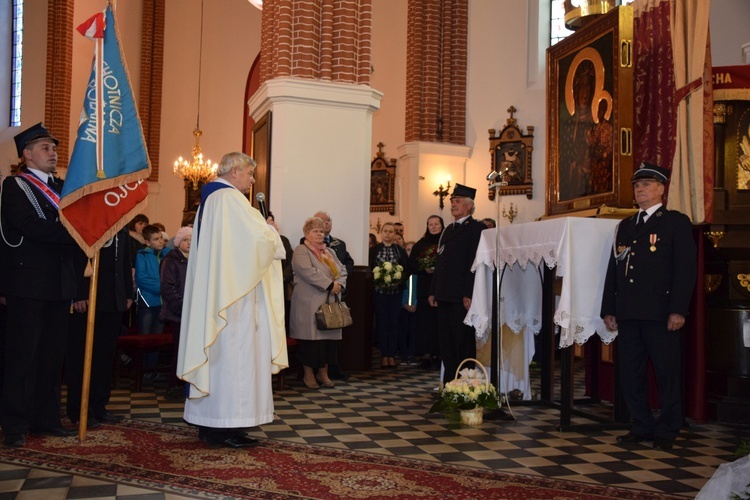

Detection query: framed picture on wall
(487, 106), (534, 200)
(370, 144), (396, 215)
(182, 180), (203, 216)
(545, 6), (634, 217)
(250, 111), (272, 210)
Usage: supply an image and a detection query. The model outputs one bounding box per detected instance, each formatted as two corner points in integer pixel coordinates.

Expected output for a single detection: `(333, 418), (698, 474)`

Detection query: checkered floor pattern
(0, 360), (746, 499)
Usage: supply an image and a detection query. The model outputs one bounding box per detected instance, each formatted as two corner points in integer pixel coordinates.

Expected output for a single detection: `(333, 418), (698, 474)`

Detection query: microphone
(486, 170), (499, 181)
(255, 192), (268, 219)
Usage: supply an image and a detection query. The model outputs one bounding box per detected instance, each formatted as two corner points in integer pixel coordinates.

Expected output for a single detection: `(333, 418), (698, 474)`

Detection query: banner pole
(78, 250), (101, 443)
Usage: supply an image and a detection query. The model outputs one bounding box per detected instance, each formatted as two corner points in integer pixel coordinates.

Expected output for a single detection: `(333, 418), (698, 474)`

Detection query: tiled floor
(0, 360), (746, 499)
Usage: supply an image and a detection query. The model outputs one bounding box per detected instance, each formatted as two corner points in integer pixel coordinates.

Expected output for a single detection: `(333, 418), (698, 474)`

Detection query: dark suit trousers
(617, 320), (683, 440)
(65, 309), (121, 420)
(437, 301), (476, 384)
(0, 296), (70, 434)
(374, 292), (402, 357)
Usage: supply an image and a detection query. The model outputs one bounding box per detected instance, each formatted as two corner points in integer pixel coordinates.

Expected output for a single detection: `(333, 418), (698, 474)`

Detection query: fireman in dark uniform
(428, 184), (487, 384)
(601, 162), (697, 450)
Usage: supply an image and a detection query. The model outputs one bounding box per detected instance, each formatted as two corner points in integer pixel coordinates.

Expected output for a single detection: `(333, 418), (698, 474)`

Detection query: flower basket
(429, 358), (499, 425)
(460, 406), (484, 426)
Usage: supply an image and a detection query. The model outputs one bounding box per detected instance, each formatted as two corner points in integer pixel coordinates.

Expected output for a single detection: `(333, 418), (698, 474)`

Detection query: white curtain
(668, 0), (712, 222)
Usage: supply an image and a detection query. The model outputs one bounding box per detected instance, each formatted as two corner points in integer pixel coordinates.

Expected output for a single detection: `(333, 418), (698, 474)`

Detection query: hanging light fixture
(174, 0), (217, 190)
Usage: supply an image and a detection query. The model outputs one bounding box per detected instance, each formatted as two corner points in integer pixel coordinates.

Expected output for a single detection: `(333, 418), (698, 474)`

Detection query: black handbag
(315, 291), (353, 330)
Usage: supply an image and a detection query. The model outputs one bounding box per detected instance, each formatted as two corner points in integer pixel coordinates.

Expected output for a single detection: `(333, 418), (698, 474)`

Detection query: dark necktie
(636, 211), (645, 229)
(47, 176), (56, 191)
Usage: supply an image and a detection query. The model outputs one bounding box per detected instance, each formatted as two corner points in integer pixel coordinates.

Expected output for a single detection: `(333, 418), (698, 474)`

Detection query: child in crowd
(153, 222), (171, 249)
(160, 226), (192, 400)
(134, 224), (168, 335)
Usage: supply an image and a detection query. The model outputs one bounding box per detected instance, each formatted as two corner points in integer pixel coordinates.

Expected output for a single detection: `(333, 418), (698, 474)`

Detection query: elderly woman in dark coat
(290, 217), (348, 389)
(407, 215), (444, 369)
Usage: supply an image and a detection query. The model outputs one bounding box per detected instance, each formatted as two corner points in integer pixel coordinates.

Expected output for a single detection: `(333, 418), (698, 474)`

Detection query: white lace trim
(554, 312), (617, 347)
(474, 245), (558, 270)
(465, 311), (541, 341)
(504, 313), (542, 335)
(497, 243), (560, 271)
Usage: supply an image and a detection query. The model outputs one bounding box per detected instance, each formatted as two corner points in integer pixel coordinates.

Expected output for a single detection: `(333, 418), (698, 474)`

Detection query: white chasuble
(177, 180), (288, 428)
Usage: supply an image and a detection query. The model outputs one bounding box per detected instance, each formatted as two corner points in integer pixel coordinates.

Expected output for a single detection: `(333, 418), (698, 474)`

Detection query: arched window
(550, 0), (574, 46)
(10, 0), (23, 126)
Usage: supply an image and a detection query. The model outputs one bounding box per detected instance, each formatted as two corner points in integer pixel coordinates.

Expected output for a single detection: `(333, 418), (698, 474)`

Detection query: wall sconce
(370, 217), (382, 234)
(502, 203), (518, 224)
(433, 176), (452, 210)
(705, 230), (725, 248)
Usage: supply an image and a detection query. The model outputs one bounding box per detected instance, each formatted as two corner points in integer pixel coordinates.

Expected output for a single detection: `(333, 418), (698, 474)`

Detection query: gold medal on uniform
(649, 234), (657, 252)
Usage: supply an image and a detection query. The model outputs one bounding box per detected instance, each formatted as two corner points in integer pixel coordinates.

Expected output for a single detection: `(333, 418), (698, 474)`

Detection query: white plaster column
(248, 78), (382, 265)
(396, 141), (473, 237)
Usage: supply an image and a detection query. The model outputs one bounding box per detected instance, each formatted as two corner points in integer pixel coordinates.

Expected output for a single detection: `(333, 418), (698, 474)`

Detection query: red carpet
(0, 420), (674, 499)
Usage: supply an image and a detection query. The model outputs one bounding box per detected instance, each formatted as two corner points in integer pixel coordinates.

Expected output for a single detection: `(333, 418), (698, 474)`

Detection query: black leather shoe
(30, 427), (77, 437)
(616, 432), (652, 444)
(95, 412), (123, 423)
(653, 437), (674, 450)
(220, 435), (260, 448)
(3, 434), (26, 447)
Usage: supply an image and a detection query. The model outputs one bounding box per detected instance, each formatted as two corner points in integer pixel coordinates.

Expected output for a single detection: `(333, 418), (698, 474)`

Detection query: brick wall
(138, 0), (165, 181)
(405, 0), (467, 145)
(260, 0), (372, 85)
(45, 0), (74, 169)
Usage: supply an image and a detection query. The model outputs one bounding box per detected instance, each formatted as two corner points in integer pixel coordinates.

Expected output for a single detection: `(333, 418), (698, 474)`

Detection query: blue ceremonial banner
(60, 3), (150, 257)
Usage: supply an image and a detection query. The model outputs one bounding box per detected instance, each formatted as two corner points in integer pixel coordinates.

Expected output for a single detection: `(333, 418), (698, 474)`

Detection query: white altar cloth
(467, 257), (541, 399)
(465, 217), (620, 398)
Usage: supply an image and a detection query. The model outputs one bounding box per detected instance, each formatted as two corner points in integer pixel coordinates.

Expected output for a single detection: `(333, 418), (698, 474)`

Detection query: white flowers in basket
(441, 368), (500, 407)
(430, 361), (502, 424)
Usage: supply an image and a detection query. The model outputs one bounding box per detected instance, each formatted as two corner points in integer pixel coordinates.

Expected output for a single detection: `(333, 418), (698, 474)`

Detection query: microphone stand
(484, 177), (514, 421)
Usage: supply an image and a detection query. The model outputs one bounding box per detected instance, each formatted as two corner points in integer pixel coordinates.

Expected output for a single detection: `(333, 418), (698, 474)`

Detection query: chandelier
(173, 0), (217, 190)
(174, 129), (216, 189)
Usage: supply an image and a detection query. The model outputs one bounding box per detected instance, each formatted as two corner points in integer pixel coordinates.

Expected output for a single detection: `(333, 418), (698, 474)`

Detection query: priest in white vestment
(176, 152), (288, 448)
